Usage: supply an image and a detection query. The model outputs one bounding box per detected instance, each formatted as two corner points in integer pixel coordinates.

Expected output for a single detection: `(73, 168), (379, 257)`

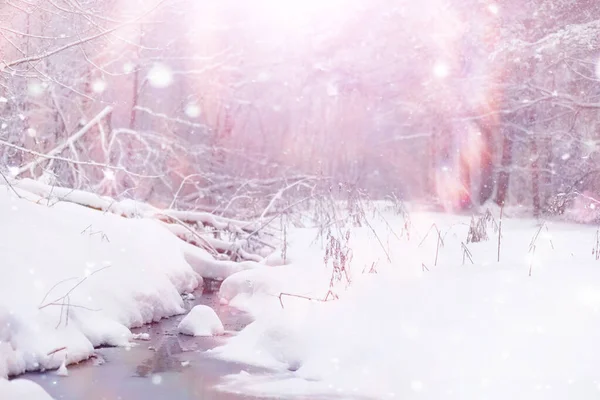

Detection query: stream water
(22, 279), (272, 400)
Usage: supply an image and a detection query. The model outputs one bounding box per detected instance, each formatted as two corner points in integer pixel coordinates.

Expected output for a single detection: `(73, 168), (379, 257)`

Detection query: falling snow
(123, 62), (135, 74)
(92, 80), (107, 93)
(27, 82), (45, 97)
(147, 63), (174, 88)
(433, 62), (449, 78)
(184, 103), (201, 118)
(3, 1), (600, 400)
(102, 169), (116, 181)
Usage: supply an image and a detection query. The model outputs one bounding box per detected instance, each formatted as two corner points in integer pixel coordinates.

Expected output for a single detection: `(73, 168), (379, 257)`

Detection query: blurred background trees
(2, 0), (600, 219)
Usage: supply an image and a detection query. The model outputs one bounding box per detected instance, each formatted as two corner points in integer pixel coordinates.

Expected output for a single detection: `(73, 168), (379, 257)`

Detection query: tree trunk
(531, 137), (541, 217)
(494, 129), (513, 206)
(129, 24), (144, 130)
(478, 122), (495, 205)
(459, 150), (472, 209)
(427, 125), (438, 198)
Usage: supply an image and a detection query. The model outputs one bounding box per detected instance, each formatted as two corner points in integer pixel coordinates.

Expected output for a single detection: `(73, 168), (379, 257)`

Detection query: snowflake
(433, 62), (449, 78)
(123, 62), (135, 74)
(28, 82), (45, 97)
(184, 103), (201, 118)
(147, 63), (173, 88)
(103, 169), (116, 181)
(92, 80), (107, 93)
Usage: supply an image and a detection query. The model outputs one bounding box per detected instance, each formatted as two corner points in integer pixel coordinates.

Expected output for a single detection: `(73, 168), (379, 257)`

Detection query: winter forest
(3, 1), (600, 399)
(4, 0), (600, 217)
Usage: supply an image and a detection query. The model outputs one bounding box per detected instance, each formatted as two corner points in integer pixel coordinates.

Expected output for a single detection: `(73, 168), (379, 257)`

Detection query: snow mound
(0, 379), (54, 399)
(0, 185), (202, 378)
(178, 305), (224, 337)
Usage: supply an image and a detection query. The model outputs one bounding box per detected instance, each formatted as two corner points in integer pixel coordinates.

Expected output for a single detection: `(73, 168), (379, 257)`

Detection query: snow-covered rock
(177, 305), (224, 337)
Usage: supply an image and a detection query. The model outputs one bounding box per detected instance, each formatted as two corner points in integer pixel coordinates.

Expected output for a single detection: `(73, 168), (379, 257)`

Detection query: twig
(4, 0), (168, 68)
(47, 347), (67, 357)
(39, 276), (80, 306)
(39, 265), (111, 310)
(529, 245), (536, 277)
(0, 169), (22, 198)
(497, 206), (504, 262)
(278, 292), (328, 309)
(461, 242), (474, 265)
(418, 224), (445, 267)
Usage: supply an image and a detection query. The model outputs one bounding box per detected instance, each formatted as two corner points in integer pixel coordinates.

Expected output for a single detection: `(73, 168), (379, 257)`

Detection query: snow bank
(0, 184), (202, 378)
(178, 305), (224, 337)
(213, 210), (600, 399)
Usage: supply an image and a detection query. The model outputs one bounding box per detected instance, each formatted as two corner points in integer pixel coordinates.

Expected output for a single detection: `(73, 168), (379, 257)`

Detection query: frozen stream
(23, 279), (271, 400)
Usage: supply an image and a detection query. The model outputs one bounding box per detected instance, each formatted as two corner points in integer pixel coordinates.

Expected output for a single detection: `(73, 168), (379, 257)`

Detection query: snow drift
(212, 210), (600, 400)
(0, 182), (212, 379)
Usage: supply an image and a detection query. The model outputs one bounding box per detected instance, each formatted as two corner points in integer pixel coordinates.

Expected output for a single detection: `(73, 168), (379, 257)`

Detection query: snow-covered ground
(212, 206), (600, 400)
(0, 185), (203, 376)
(5, 180), (600, 400)
(0, 182), (260, 398)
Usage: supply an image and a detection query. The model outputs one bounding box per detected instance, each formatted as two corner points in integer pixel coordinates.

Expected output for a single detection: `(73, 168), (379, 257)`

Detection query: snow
(91, 80), (106, 93)
(56, 360), (68, 377)
(212, 208), (600, 399)
(0, 183), (204, 379)
(182, 293), (195, 301)
(0, 178), (270, 391)
(132, 332), (151, 341)
(147, 63), (174, 88)
(27, 82), (44, 97)
(0, 379), (54, 399)
(177, 305), (224, 337)
(184, 103), (201, 118)
(9, 176), (600, 399)
(6, 179), (265, 278)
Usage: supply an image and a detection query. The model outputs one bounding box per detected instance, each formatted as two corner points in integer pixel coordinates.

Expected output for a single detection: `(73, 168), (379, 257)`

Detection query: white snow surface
(213, 209), (600, 399)
(178, 305), (224, 337)
(0, 378), (54, 399)
(8, 179), (263, 280)
(0, 183), (209, 381)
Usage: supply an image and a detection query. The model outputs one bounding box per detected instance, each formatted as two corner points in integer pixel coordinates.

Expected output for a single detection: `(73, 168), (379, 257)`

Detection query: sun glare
(259, 0), (349, 29)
